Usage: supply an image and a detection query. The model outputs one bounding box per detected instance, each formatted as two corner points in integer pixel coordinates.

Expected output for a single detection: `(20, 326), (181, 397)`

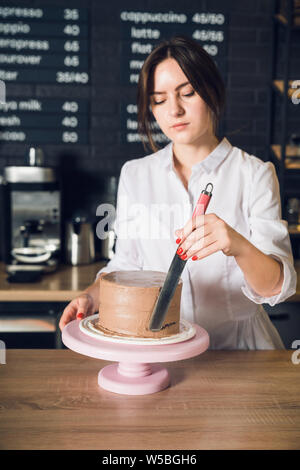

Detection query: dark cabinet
(0, 302), (67, 349)
(264, 302), (300, 348)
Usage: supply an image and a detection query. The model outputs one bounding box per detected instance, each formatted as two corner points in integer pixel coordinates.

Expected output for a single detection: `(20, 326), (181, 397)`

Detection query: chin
(172, 135), (196, 146)
(176, 130), (211, 146)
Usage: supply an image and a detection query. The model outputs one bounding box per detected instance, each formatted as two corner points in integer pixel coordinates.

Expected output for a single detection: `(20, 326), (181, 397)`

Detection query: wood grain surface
(0, 349), (299, 450)
(0, 261), (106, 302)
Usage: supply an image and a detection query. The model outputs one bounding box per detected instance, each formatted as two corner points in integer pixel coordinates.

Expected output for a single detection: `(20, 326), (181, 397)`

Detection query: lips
(171, 122), (189, 129)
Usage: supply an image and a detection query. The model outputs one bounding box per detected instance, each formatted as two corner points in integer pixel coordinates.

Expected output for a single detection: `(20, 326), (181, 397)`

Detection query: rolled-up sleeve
(241, 160), (297, 305)
(95, 161), (142, 279)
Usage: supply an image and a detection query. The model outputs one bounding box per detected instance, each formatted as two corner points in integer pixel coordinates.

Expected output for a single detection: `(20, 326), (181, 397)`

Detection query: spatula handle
(192, 183), (213, 218)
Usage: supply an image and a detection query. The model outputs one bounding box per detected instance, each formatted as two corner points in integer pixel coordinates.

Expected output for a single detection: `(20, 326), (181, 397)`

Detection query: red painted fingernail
(176, 238), (181, 244)
(77, 313), (84, 319)
(181, 254), (187, 260)
(177, 247), (183, 255)
(192, 256), (198, 261)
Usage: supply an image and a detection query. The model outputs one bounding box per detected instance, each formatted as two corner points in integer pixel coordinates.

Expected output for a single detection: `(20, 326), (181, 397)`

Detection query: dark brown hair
(137, 35), (226, 152)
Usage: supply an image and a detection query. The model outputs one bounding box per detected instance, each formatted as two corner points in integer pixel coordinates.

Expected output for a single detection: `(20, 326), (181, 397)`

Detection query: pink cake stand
(62, 320), (209, 395)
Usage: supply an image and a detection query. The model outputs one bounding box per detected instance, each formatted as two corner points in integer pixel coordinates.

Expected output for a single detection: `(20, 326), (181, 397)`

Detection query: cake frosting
(97, 270), (182, 338)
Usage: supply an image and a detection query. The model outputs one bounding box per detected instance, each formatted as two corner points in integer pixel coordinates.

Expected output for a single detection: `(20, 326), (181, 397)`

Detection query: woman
(59, 36), (296, 349)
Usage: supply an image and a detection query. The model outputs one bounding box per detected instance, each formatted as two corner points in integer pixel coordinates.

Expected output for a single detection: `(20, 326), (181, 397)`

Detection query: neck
(172, 133), (220, 171)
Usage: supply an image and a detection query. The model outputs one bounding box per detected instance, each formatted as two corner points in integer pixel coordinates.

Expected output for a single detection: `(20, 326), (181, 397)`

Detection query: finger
(190, 240), (220, 261)
(177, 223), (214, 255)
(76, 295), (92, 319)
(176, 228), (199, 255)
(175, 214), (210, 244)
(59, 303), (77, 331)
(77, 305), (94, 320)
(185, 233), (218, 258)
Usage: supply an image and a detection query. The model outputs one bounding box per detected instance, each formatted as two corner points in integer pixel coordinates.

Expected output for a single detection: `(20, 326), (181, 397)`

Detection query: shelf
(289, 224), (300, 236)
(271, 145), (300, 169)
(275, 13), (300, 28)
(0, 315), (56, 332)
(273, 79), (297, 99)
(270, 3), (300, 227)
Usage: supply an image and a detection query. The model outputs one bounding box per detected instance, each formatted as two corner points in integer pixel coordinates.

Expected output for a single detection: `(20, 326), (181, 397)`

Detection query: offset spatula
(149, 183), (213, 332)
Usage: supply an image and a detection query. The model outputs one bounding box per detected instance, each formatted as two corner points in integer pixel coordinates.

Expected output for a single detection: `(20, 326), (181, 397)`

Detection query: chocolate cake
(97, 271), (182, 338)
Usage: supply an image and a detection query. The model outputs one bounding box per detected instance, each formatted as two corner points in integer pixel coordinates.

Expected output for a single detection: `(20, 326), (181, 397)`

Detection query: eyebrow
(150, 81), (190, 95)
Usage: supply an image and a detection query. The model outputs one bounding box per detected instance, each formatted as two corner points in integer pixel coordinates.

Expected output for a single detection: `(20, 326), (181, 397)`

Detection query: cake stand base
(62, 320), (209, 395)
(98, 363), (170, 395)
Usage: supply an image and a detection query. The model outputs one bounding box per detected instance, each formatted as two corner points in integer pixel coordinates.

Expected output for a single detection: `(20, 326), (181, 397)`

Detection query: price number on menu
(63, 24), (80, 36)
(56, 71), (88, 83)
(62, 101), (79, 112)
(192, 12), (225, 25)
(192, 30), (224, 42)
(62, 131), (78, 143)
(62, 116), (78, 127)
(64, 56), (80, 67)
(194, 42), (218, 56)
(64, 41), (80, 52)
(64, 9), (80, 21)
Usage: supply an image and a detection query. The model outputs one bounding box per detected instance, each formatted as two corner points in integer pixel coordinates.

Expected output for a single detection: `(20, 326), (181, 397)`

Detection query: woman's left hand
(175, 213), (247, 261)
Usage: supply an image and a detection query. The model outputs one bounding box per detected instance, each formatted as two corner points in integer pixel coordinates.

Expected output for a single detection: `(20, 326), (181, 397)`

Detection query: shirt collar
(159, 137), (232, 174)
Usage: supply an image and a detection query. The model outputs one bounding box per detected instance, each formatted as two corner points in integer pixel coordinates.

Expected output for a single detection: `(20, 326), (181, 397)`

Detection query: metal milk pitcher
(66, 216), (95, 265)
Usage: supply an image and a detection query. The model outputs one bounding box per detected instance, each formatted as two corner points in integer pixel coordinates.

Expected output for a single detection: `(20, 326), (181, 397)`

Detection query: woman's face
(150, 58), (214, 146)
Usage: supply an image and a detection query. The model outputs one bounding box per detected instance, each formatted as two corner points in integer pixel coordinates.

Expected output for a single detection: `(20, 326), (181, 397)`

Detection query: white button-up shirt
(96, 138), (297, 349)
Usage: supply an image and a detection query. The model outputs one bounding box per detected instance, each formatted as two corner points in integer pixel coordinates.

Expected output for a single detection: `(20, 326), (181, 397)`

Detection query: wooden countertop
(0, 349), (299, 450)
(0, 261), (106, 302)
(1, 259), (300, 303)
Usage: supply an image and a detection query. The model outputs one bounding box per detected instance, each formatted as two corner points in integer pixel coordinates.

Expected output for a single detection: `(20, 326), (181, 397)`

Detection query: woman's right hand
(59, 292), (94, 331)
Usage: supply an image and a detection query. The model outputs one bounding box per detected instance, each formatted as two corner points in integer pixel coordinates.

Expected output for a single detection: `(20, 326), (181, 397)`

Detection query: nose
(168, 95), (184, 117)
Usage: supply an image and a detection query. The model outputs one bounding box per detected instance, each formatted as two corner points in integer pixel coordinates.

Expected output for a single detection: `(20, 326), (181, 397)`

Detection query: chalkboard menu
(0, 5), (90, 144)
(120, 9), (228, 146)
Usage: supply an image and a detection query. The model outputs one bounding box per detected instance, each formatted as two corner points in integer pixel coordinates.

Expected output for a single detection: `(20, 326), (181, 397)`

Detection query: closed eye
(151, 90), (195, 105)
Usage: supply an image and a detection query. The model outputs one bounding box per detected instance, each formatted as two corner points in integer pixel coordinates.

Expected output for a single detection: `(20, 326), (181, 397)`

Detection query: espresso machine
(0, 148), (62, 282)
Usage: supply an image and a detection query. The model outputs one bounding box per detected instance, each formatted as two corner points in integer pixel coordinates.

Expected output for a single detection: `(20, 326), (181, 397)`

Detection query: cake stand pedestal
(62, 320), (209, 395)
